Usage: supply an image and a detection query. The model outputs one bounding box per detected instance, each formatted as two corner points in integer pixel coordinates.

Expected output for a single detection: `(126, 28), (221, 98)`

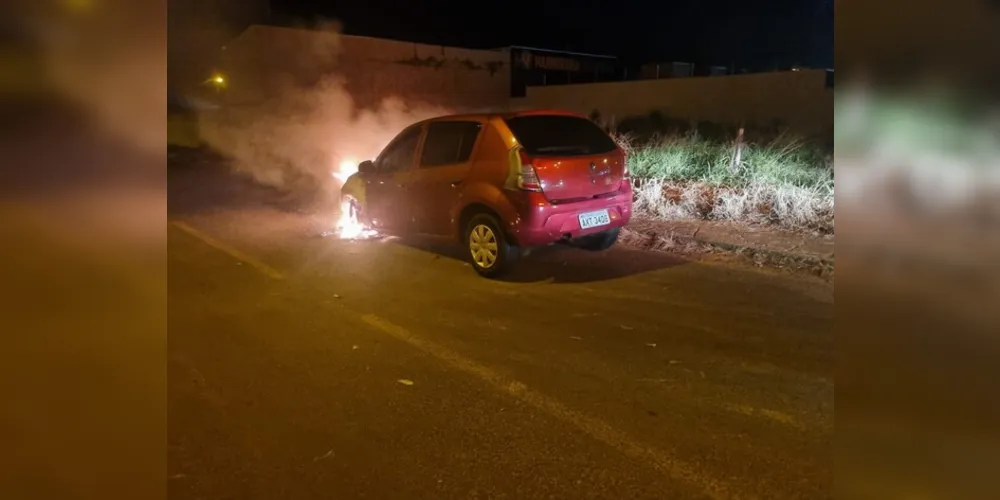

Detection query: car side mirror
(358, 160), (375, 175)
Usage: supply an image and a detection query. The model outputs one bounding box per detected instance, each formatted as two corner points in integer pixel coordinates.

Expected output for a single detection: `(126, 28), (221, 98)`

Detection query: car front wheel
(466, 213), (519, 278)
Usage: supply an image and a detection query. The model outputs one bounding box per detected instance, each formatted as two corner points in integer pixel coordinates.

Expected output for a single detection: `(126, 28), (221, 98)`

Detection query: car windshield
(504, 115), (618, 156)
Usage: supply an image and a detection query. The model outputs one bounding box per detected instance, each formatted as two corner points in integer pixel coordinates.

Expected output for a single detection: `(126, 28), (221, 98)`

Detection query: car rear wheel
(466, 213), (519, 278)
(577, 227), (620, 251)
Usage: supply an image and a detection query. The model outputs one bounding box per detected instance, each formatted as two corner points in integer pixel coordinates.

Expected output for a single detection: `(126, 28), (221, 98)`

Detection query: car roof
(418, 109), (587, 125)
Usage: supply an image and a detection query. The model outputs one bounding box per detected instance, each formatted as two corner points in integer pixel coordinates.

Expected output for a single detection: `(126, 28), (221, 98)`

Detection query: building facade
(508, 46), (618, 97)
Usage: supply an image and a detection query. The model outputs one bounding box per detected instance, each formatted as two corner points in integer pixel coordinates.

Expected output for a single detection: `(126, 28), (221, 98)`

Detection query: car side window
(378, 127), (422, 174)
(419, 121), (482, 168)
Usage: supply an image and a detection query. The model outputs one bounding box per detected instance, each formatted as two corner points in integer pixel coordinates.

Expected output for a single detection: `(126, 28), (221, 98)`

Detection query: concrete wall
(511, 70), (833, 138)
(219, 25), (510, 112)
(168, 0), (270, 92)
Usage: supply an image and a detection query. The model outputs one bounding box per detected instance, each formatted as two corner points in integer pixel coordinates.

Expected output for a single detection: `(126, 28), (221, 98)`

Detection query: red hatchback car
(340, 110), (633, 277)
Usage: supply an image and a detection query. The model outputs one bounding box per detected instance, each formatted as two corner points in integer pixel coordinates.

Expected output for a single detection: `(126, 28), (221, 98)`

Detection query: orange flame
(332, 157), (378, 239)
(335, 198), (378, 240)
(332, 158), (357, 183)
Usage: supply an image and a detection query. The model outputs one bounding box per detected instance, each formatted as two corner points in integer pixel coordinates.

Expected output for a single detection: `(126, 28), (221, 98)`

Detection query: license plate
(578, 209), (611, 229)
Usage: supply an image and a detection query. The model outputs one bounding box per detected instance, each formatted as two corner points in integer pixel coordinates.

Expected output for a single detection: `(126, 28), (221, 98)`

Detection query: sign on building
(516, 51), (582, 72)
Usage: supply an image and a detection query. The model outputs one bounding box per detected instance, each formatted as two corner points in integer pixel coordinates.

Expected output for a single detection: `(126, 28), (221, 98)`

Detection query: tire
(465, 213), (520, 278)
(577, 227), (620, 252)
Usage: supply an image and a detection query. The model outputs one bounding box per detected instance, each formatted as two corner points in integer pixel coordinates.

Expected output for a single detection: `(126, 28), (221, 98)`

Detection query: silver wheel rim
(469, 224), (499, 268)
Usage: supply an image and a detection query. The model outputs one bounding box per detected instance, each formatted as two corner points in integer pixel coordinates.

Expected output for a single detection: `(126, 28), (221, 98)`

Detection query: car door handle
(450, 180), (463, 188)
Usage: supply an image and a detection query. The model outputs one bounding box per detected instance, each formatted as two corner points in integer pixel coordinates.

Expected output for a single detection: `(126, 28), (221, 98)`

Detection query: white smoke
(28, 0), (167, 155)
(195, 22), (451, 208)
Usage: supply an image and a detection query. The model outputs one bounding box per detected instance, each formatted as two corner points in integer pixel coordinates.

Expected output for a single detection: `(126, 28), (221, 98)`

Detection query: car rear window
(504, 115), (617, 156)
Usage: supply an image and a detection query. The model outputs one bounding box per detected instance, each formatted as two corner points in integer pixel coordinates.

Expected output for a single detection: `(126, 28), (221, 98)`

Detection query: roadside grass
(616, 133), (834, 232)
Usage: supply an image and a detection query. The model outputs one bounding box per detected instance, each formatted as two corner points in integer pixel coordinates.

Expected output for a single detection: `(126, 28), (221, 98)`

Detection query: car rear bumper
(506, 183), (633, 247)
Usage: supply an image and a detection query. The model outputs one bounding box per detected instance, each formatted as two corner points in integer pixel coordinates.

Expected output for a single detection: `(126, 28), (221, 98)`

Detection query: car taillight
(622, 152), (630, 178)
(517, 149), (542, 192)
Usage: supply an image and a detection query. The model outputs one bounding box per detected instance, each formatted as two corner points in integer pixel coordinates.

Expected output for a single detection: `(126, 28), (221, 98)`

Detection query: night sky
(271, 0), (833, 71)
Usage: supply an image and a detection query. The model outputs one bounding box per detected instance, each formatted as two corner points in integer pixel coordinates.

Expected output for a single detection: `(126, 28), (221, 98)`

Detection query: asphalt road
(9, 135), (999, 500)
(164, 159), (833, 500)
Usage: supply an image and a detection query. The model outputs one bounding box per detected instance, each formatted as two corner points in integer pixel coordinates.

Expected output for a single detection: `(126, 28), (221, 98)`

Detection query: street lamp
(204, 73), (227, 92)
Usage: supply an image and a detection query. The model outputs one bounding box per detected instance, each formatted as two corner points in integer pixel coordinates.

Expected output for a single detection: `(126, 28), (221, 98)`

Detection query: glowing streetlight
(204, 73), (227, 91)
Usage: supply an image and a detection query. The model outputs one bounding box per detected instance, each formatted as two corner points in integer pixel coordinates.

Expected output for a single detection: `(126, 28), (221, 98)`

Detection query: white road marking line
(360, 314), (743, 500)
(171, 221), (284, 280)
(721, 403), (813, 433)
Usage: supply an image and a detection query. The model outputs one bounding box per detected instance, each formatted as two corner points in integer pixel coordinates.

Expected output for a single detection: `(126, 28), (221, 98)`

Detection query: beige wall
(207, 25), (833, 139)
(220, 25), (510, 112)
(511, 70), (833, 137)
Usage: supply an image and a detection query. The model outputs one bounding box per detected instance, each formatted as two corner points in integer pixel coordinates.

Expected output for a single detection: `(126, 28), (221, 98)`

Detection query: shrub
(617, 133), (834, 232)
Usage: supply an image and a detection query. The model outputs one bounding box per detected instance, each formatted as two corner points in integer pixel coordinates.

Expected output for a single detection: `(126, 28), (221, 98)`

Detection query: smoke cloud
(29, 0), (167, 155)
(196, 22), (451, 210)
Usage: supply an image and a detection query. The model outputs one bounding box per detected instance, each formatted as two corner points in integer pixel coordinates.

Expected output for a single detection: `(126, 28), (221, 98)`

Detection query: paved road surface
(165, 177), (833, 500)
